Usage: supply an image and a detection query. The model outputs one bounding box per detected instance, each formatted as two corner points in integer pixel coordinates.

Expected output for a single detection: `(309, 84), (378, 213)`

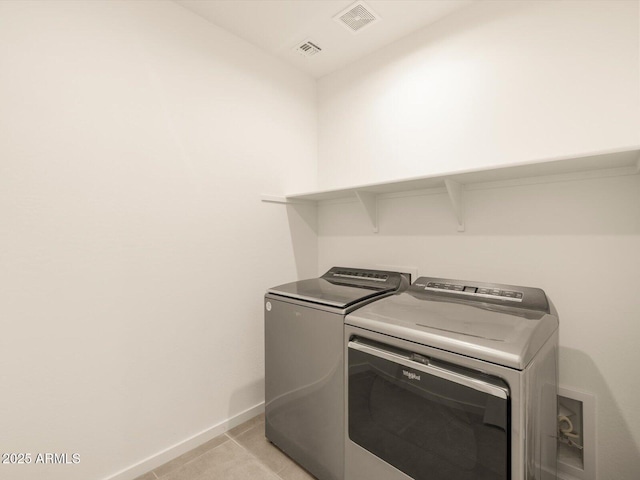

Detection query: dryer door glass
(348, 339), (510, 480)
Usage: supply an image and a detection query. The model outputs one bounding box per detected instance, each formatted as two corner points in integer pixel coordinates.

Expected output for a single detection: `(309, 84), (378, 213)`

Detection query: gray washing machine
(345, 276), (559, 480)
(265, 267), (409, 480)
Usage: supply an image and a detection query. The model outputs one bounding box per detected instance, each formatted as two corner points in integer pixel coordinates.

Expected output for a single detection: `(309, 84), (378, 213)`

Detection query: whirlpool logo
(402, 369), (421, 381)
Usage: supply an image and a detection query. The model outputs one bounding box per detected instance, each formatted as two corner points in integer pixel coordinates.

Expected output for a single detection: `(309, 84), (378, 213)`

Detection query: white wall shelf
(262, 146), (640, 232)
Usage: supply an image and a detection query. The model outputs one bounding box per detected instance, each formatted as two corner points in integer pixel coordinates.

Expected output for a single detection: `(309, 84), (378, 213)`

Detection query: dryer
(265, 267), (408, 480)
(344, 276), (558, 480)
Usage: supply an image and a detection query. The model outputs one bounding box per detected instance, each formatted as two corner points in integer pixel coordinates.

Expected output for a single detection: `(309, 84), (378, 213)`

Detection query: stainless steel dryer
(345, 277), (558, 480)
(265, 267), (408, 480)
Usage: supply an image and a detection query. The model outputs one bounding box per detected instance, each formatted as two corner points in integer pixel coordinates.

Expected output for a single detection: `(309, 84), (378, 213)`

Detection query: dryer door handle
(348, 340), (509, 399)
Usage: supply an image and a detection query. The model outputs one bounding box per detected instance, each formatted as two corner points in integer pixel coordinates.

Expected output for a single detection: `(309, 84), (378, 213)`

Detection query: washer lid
(267, 267), (406, 309)
(345, 277), (558, 370)
(268, 278), (393, 308)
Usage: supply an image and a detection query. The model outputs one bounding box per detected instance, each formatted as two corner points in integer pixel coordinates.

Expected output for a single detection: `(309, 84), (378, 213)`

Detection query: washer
(265, 267), (408, 480)
(345, 276), (559, 480)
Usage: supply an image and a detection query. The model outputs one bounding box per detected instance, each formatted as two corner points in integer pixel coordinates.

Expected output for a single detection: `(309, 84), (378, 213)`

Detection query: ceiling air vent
(334, 1), (380, 34)
(294, 39), (322, 57)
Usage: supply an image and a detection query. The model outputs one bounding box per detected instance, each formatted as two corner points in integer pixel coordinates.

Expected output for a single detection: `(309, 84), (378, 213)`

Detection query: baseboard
(103, 402), (265, 480)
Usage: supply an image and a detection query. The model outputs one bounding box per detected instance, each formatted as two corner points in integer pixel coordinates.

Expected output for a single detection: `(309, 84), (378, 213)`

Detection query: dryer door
(348, 338), (510, 480)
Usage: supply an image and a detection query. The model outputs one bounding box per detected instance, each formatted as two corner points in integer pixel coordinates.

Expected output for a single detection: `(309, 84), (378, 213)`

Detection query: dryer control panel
(412, 276), (549, 313)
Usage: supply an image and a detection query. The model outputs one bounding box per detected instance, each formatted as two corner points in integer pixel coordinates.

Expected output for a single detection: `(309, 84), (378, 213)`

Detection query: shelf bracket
(261, 194), (313, 205)
(444, 179), (465, 232)
(355, 191), (378, 233)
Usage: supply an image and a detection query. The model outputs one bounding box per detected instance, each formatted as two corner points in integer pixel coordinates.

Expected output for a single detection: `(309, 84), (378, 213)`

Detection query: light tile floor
(134, 414), (316, 480)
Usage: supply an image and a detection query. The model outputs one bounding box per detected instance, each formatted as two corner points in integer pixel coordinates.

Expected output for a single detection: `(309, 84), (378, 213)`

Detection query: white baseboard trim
(103, 402), (265, 480)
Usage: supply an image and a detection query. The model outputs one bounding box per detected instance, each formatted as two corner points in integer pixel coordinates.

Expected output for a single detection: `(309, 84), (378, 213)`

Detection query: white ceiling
(175, 0), (475, 78)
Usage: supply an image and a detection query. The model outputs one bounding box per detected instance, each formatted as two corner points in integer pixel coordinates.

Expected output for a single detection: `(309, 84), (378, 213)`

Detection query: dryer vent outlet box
(557, 387), (596, 480)
(334, 1), (380, 34)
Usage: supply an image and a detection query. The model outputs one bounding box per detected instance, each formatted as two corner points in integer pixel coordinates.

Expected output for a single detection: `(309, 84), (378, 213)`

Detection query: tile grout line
(228, 426), (310, 478)
(142, 423), (312, 480)
(226, 431), (285, 478)
(144, 416), (273, 480)
(151, 435), (232, 479)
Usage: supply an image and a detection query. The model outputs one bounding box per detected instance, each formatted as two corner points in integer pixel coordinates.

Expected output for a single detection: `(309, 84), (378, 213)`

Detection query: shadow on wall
(559, 347), (640, 479)
(286, 203), (318, 279)
(228, 377), (265, 425)
(318, 175), (640, 237)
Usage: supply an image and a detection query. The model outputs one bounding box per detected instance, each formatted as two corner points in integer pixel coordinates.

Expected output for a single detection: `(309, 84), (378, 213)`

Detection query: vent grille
(294, 39), (322, 57)
(334, 1), (380, 34)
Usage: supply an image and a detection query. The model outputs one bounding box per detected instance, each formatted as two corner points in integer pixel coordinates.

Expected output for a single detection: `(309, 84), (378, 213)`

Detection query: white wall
(0, 1), (316, 479)
(318, 0), (640, 189)
(317, 1), (640, 479)
(2, 0), (638, 479)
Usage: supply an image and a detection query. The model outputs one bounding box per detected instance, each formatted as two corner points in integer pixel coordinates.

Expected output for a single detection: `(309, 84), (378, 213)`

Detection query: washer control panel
(412, 277), (549, 313)
(331, 269), (389, 282)
(322, 267), (405, 290)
